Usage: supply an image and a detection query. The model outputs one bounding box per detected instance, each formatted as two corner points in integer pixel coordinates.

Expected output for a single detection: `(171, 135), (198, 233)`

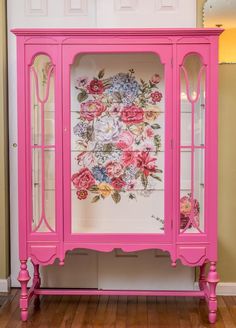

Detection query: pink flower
(80, 100), (106, 121)
(121, 105), (144, 125)
(180, 195), (200, 229)
(136, 151), (156, 176)
(87, 79), (104, 94)
(145, 127), (154, 139)
(76, 190), (88, 200)
(151, 91), (162, 103)
(106, 161), (123, 178)
(151, 74), (161, 84)
(71, 168), (95, 190)
(116, 131), (134, 150)
(111, 177), (126, 190)
(122, 151), (137, 167)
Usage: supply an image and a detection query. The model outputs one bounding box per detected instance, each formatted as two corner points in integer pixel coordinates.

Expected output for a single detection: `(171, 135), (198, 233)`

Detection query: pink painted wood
(12, 28), (223, 323)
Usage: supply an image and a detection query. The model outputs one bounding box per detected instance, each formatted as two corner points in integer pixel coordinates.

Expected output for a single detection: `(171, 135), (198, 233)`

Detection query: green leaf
(111, 191), (121, 204)
(98, 68), (105, 79)
(135, 170), (142, 179)
(91, 195), (100, 203)
(154, 135), (161, 149)
(141, 173), (148, 189)
(151, 124), (161, 129)
(103, 143), (113, 153)
(129, 193), (136, 200)
(151, 174), (162, 182)
(113, 92), (122, 103)
(88, 185), (99, 193)
(77, 90), (88, 103)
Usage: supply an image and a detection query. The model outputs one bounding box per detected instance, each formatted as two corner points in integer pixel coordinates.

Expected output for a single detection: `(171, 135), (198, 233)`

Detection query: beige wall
(0, 0), (9, 280)
(198, 0), (236, 282)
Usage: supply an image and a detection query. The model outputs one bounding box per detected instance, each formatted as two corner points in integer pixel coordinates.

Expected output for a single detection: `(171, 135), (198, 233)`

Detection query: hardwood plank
(126, 296), (137, 328)
(103, 296), (118, 328)
(0, 289), (19, 327)
(92, 295), (109, 327)
(135, 296), (147, 327)
(115, 295), (127, 328)
(59, 296), (80, 328)
(70, 295), (90, 328)
(147, 296), (158, 328)
(176, 296), (192, 328)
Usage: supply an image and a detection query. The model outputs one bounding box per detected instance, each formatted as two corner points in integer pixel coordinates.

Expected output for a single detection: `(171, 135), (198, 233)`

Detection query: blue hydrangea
(107, 73), (139, 105)
(92, 166), (110, 183)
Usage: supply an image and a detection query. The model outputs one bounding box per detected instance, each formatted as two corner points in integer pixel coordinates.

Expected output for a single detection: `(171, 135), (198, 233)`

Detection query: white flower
(94, 115), (121, 143)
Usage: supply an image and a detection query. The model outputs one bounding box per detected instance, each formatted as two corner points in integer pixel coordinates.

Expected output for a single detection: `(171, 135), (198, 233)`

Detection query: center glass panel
(70, 53), (165, 233)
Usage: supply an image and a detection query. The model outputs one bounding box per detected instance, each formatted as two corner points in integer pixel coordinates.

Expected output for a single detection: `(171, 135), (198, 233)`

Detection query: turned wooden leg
(207, 262), (219, 324)
(199, 262), (207, 291)
(32, 263), (41, 307)
(18, 260), (30, 321)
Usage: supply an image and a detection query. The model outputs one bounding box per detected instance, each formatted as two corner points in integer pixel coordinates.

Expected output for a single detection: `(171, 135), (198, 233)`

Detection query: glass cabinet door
(63, 46), (172, 238)
(178, 48), (207, 235)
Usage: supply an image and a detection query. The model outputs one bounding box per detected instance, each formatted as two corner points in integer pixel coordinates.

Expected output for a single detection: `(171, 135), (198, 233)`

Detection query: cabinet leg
(33, 263), (41, 307)
(207, 262), (219, 324)
(18, 260), (30, 321)
(199, 262), (207, 291)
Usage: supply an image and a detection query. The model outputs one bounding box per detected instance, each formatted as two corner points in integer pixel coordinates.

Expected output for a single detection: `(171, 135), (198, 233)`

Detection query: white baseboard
(194, 282), (236, 295)
(0, 277), (11, 292)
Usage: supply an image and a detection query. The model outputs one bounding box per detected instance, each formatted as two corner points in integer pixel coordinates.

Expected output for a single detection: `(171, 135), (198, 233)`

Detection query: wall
(0, 0), (9, 287)
(198, 0), (236, 282)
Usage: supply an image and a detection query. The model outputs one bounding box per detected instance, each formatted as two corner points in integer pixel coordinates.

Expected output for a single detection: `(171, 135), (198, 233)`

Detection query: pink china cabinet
(12, 28), (222, 323)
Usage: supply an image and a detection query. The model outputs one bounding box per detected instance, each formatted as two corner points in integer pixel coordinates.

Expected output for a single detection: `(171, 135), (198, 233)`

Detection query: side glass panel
(180, 54), (205, 234)
(31, 54), (55, 232)
(70, 53), (165, 233)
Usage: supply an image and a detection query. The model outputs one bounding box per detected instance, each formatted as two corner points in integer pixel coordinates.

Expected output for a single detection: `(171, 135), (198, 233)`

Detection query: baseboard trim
(194, 282), (236, 295)
(0, 277), (11, 292)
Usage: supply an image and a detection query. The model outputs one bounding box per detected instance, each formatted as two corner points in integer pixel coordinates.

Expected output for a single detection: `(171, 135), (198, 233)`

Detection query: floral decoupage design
(71, 68), (164, 204)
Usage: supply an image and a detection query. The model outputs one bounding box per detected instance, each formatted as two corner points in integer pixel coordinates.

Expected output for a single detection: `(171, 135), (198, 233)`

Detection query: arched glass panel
(31, 54), (55, 232)
(180, 54), (206, 234)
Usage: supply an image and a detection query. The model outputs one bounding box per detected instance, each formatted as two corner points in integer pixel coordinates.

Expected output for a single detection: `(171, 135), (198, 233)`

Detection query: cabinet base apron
(18, 261), (219, 324)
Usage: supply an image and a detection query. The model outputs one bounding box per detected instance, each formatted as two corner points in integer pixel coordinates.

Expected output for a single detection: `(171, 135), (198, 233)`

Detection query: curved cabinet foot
(18, 260), (30, 322)
(207, 262), (219, 324)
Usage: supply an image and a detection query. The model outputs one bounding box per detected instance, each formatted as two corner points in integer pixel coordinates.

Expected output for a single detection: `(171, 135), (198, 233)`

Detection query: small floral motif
(72, 68), (163, 203)
(180, 193), (200, 229)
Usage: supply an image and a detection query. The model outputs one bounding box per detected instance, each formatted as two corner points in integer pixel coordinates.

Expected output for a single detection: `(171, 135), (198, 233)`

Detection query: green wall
(0, 0), (9, 281)
(198, 0), (236, 282)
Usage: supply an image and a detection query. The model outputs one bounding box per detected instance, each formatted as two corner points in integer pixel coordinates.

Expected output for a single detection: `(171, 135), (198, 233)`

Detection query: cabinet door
(25, 45), (62, 241)
(177, 44), (210, 239)
(63, 44), (172, 245)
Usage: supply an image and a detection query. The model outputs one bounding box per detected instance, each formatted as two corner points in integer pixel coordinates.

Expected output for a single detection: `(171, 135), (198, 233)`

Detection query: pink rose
(80, 100), (106, 121)
(111, 177), (126, 190)
(151, 74), (161, 84)
(122, 151), (137, 167)
(106, 161), (123, 178)
(116, 131), (134, 150)
(180, 195), (200, 229)
(151, 91), (162, 103)
(87, 79), (104, 94)
(71, 168), (95, 190)
(121, 105), (144, 125)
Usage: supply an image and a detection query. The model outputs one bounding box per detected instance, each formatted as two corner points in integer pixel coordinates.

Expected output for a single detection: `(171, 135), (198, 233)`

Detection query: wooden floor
(0, 289), (236, 327)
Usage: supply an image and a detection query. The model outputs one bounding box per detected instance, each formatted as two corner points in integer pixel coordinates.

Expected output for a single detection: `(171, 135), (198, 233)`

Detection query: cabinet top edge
(11, 28), (224, 37)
